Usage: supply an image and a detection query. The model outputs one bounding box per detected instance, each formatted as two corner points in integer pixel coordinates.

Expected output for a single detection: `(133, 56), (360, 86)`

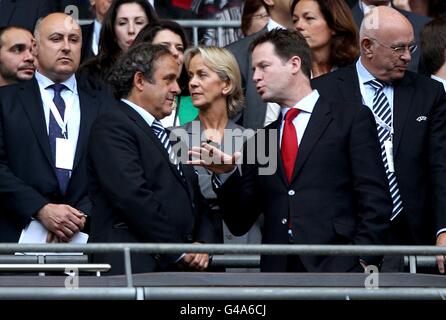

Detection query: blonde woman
(179, 47), (262, 270)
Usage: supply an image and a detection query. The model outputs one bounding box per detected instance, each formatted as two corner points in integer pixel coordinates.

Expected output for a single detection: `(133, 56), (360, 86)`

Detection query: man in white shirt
(191, 29), (392, 272)
(312, 6), (446, 272)
(80, 0), (112, 63)
(351, 0), (430, 72)
(0, 13), (105, 243)
(88, 43), (216, 274)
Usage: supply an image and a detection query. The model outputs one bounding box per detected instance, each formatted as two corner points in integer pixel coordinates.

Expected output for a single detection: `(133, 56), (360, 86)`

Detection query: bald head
(360, 6), (413, 41)
(359, 6), (414, 82)
(34, 13), (82, 82)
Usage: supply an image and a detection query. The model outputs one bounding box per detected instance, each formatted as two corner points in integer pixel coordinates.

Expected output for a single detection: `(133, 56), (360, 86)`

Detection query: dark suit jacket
(0, 0), (56, 32)
(351, 2), (430, 72)
(217, 96), (392, 272)
(81, 22), (95, 64)
(226, 27), (267, 130)
(312, 65), (446, 244)
(88, 101), (216, 275)
(0, 77), (104, 242)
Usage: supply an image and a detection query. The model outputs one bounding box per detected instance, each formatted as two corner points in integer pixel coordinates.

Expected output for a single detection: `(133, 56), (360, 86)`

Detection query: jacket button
(154, 254), (161, 260)
(281, 218), (287, 225)
(186, 234), (193, 241)
(288, 190), (295, 196)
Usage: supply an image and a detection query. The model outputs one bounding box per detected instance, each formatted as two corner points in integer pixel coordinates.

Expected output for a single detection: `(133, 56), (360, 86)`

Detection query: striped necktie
(367, 79), (403, 220)
(151, 119), (183, 176)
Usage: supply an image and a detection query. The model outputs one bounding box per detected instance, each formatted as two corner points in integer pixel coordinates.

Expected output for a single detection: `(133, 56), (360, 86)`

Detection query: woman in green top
(133, 20), (198, 126)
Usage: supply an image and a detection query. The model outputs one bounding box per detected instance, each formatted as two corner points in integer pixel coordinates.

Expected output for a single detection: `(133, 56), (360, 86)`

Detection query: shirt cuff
(436, 228), (446, 237)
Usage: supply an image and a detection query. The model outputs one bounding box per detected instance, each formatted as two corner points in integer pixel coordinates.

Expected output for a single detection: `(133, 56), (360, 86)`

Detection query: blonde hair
(184, 46), (244, 118)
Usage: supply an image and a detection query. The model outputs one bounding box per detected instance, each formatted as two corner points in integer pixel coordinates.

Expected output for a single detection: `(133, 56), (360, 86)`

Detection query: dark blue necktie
(48, 83), (70, 195)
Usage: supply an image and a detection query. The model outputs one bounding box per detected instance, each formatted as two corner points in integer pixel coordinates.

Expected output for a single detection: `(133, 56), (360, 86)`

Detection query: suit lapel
(73, 86), (97, 169)
(267, 117), (288, 185)
(0, 0), (16, 26)
(118, 102), (185, 183)
(19, 79), (53, 166)
(291, 97), (332, 183)
(338, 65), (363, 105)
(392, 75), (414, 154)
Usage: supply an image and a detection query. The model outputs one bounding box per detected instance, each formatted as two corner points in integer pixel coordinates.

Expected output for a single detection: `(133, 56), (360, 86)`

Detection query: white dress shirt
(35, 71), (80, 160)
(92, 19), (102, 56)
(279, 90), (320, 145)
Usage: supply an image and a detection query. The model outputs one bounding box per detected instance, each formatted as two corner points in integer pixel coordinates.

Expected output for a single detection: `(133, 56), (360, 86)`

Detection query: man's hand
(180, 253), (210, 271)
(187, 143), (241, 175)
(178, 242), (210, 271)
(436, 232), (446, 273)
(36, 204), (87, 242)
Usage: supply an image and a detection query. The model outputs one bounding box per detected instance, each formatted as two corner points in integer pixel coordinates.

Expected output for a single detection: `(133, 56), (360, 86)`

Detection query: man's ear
(289, 55), (302, 74)
(263, 0), (274, 8)
(133, 71), (146, 92)
(361, 38), (374, 58)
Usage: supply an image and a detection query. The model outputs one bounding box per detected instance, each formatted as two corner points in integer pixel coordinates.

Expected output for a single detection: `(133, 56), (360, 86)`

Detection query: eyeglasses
(369, 38), (417, 55)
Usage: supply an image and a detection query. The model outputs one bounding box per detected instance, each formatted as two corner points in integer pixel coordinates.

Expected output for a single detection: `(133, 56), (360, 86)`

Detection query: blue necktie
(48, 83), (70, 195)
(367, 79), (403, 220)
(151, 120), (183, 176)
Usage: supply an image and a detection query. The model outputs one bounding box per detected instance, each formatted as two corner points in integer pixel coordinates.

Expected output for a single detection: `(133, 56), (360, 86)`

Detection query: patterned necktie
(367, 79), (403, 220)
(281, 108), (300, 184)
(47, 83), (70, 195)
(151, 119), (183, 176)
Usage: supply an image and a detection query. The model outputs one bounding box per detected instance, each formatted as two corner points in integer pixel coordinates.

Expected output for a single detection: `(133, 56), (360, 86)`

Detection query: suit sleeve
(0, 101), (49, 227)
(216, 137), (264, 236)
(88, 113), (183, 244)
(349, 105), (392, 265)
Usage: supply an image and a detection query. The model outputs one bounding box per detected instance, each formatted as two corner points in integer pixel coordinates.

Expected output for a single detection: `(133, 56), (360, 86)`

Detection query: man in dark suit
(312, 6), (446, 272)
(80, 0), (112, 63)
(226, 0), (294, 130)
(0, 13), (104, 243)
(351, 0), (430, 72)
(88, 43), (215, 275)
(0, 0), (56, 32)
(191, 29), (392, 272)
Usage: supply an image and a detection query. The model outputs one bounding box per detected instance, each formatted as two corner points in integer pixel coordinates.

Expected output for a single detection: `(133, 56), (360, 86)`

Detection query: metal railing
(0, 243), (444, 300)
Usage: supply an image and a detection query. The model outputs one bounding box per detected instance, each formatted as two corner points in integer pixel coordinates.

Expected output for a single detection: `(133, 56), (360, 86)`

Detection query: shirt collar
(356, 58), (377, 86)
(121, 98), (156, 127)
(267, 18), (286, 31)
(280, 90), (320, 117)
(35, 70), (77, 93)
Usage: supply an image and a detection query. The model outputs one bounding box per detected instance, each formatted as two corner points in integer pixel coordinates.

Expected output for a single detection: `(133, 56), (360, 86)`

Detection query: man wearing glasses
(312, 6), (446, 273)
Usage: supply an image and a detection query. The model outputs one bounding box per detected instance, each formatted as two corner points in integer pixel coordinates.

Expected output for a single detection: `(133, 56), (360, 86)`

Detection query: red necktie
(281, 108), (300, 183)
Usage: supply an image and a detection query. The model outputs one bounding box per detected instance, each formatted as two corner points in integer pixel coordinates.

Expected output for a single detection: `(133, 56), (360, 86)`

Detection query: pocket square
(416, 116), (427, 122)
